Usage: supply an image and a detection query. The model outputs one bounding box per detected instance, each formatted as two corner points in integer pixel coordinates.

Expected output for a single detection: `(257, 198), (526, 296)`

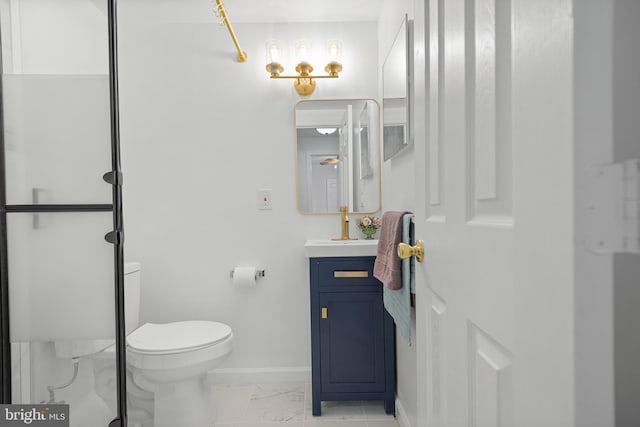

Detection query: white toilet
(55, 261), (233, 427)
(127, 320), (233, 427)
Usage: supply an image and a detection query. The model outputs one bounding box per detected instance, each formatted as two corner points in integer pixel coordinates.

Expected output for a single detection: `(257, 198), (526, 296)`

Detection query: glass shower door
(0, 1), (127, 426)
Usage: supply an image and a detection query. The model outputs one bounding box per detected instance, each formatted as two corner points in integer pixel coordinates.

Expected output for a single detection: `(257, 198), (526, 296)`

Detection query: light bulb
(327, 40), (342, 62)
(295, 39), (312, 63)
(266, 40), (281, 63)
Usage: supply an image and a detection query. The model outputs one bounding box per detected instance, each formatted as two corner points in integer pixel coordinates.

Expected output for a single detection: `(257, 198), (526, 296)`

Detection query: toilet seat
(127, 321), (232, 354)
(126, 320), (234, 372)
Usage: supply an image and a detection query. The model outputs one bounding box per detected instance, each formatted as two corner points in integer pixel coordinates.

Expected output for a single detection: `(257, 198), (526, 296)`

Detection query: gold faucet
(333, 206), (356, 240)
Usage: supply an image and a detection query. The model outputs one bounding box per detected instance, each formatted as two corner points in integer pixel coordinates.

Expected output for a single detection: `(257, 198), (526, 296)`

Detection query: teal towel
(382, 213), (414, 345)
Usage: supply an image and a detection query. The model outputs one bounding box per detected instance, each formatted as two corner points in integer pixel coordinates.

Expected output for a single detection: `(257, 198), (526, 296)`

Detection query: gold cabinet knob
(397, 240), (424, 263)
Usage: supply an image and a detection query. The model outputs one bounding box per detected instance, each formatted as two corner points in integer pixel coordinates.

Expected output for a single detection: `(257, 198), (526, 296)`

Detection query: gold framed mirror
(295, 99), (381, 214)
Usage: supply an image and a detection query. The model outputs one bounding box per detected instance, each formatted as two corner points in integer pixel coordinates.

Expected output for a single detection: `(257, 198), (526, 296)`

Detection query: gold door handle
(321, 307), (328, 319)
(397, 240), (425, 263)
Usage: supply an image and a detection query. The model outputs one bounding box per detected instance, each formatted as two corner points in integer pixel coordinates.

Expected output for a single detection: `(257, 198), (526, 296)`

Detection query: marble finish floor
(212, 383), (400, 427)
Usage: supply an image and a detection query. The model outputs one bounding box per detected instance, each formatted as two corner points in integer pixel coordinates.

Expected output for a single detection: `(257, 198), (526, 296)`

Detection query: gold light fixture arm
(214, 0), (247, 63)
(268, 65), (339, 96)
(270, 75), (339, 80)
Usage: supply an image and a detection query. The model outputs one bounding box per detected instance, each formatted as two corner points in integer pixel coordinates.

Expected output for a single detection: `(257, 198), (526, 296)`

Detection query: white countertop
(304, 239), (379, 258)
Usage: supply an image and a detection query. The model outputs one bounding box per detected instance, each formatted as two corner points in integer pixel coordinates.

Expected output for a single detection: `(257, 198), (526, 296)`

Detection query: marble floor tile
(304, 421), (368, 427)
(303, 383), (368, 422)
(211, 382), (400, 427)
(244, 383), (306, 423)
(366, 421), (402, 427)
(212, 383), (256, 424)
(362, 400), (396, 421)
(304, 400), (366, 422)
(215, 423), (304, 427)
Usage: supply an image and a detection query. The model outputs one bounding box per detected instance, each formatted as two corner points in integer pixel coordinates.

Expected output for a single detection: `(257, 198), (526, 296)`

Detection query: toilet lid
(127, 321), (232, 354)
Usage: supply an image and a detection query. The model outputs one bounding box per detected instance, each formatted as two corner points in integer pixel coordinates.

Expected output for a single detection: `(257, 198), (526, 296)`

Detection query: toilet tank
(54, 262), (142, 358)
(124, 261), (141, 334)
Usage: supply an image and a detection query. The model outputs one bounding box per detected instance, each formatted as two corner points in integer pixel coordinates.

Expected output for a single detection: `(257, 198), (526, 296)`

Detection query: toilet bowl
(54, 262), (233, 427)
(126, 321), (233, 427)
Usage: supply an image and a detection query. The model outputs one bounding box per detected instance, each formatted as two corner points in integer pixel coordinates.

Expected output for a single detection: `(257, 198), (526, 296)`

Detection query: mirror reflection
(382, 14), (412, 161)
(295, 99), (380, 214)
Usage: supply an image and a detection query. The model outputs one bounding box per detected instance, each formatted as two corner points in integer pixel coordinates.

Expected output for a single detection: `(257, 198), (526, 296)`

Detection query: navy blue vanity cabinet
(309, 256), (395, 416)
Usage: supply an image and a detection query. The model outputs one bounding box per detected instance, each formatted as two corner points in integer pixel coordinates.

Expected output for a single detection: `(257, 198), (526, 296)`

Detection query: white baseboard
(395, 396), (412, 427)
(208, 366), (311, 384)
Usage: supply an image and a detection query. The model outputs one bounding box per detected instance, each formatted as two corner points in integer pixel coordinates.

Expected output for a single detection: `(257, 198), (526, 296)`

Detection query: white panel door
(409, 0), (614, 426)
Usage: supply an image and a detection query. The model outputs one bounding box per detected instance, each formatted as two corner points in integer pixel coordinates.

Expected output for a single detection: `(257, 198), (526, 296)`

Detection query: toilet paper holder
(229, 268), (266, 280)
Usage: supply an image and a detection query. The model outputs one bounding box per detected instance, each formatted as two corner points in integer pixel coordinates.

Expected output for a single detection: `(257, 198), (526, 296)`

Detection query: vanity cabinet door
(318, 291), (386, 393)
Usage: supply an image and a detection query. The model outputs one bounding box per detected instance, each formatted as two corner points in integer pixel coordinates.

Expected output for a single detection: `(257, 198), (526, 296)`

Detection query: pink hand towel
(374, 211), (411, 290)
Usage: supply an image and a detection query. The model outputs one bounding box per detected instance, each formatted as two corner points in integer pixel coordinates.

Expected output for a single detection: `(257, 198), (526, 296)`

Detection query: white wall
(612, 1), (640, 425)
(117, 18), (379, 376)
(378, 0), (416, 425)
(573, 1), (616, 425)
(574, 1), (640, 425)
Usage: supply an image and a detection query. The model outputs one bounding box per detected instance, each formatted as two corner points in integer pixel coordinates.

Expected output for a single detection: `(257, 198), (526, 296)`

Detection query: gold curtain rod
(214, 0), (247, 63)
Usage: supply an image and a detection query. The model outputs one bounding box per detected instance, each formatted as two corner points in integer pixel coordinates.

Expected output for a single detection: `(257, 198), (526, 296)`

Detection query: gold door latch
(397, 240), (425, 263)
(321, 307), (328, 319)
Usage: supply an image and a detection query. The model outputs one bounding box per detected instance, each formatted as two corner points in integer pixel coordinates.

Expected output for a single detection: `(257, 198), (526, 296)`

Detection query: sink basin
(304, 239), (379, 258)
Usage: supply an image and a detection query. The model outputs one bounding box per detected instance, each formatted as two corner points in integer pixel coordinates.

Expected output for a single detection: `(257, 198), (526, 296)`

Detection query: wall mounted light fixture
(266, 39), (343, 96)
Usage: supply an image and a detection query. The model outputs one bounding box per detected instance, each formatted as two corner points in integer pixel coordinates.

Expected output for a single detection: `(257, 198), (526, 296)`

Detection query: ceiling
(227, 0), (384, 23)
(119, 0), (384, 23)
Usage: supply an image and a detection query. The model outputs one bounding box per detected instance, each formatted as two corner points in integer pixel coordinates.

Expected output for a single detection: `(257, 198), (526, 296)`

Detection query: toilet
(127, 320), (233, 427)
(55, 261), (233, 427)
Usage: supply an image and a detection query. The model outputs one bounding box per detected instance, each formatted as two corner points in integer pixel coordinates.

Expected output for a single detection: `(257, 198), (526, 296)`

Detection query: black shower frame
(0, 1), (128, 426)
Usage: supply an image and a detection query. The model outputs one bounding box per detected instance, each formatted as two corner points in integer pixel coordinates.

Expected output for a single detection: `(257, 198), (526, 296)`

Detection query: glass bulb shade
(295, 39), (312, 62)
(266, 40), (281, 63)
(327, 39), (342, 62)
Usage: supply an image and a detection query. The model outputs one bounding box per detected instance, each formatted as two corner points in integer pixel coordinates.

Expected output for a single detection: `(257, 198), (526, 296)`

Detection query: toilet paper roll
(232, 267), (258, 288)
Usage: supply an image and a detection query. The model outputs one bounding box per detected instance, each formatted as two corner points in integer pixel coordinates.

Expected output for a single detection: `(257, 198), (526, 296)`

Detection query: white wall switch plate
(258, 189), (273, 210)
